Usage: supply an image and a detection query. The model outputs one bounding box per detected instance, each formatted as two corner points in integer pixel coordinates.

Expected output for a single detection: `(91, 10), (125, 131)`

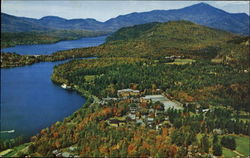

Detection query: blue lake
(0, 36), (106, 140)
(1, 35), (107, 55)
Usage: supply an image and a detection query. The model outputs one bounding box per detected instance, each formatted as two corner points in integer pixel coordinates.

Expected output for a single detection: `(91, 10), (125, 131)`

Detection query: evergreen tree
(201, 135), (210, 153)
(213, 143), (222, 156)
(221, 136), (236, 150)
(212, 134), (218, 144)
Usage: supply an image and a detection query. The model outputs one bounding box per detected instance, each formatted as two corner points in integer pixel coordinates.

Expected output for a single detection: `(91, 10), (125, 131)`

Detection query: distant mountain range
(1, 3), (249, 35)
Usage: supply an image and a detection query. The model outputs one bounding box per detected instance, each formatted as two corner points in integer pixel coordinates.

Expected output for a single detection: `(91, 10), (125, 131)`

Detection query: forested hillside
(51, 21), (249, 68)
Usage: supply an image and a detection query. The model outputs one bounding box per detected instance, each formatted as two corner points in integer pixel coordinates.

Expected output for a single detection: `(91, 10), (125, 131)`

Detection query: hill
(1, 3), (249, 35)
(51, 21), (248, 68)
(53, 21), (237, 59)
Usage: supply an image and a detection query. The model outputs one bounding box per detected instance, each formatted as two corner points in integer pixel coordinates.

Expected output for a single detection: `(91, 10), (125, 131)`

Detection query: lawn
(232, 135), (250, 156)
(166, 59), (196, 65)
(219, 134), (249, 157)
(0, 149), (13, 156)
(197, 134), (249, 157)
(2, 143), (30, 157)
(84, 75), (96, 82)
(222, 147), (238, 158)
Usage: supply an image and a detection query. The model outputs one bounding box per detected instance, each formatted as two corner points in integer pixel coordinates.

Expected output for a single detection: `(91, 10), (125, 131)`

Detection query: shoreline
(1, 31), (109, 49)
(0, 34), (107, 68)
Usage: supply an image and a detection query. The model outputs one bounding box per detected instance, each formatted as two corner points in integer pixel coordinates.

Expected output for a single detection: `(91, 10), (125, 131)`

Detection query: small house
(56, 153), (62, 157)
(140, 97), (151, 104)
(109, 118), (126, 127)
(61, 83), (71, 89)
(147, 117), (154, 124)
(117, 89), (140, 97)
(202, 109), (209, 113)
(164, 56), (175, 62)
(129, 104), (138, 114)
(52, 150), (59, 155)
(128, 114), (136, 120)
(136, 119), (145, 126)
(61, 84), (67, 89)
(213, 129), (223, 135)
(62, 152), (70, 157)
(69, 146), (77, 151)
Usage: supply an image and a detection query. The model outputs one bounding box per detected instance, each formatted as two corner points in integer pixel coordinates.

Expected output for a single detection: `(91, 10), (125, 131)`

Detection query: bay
(0, 36), (106, 140)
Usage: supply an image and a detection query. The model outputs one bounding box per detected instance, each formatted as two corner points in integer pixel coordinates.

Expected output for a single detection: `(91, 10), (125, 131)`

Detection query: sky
(1, 1), (249, 22)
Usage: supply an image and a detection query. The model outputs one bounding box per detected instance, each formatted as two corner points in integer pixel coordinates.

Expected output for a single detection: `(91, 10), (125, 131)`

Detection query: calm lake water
(0, 36), (106, 140)
(1, 35), (107, 55)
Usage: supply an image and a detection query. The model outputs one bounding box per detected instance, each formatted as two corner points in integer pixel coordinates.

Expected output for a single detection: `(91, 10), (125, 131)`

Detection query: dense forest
(52, 58), (249, 112)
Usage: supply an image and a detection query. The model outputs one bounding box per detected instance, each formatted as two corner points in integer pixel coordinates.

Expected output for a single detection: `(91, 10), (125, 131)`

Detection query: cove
(0, 36), (106, 140)
(1, 35), (107, 55)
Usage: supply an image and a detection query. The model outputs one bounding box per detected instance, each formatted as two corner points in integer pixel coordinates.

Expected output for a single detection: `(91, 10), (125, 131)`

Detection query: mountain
(1, 13), (104, 32)
(104, 3), (249, 35)
(1, 3), (249, 34)
(1, 13), (50, 32)
(37, 16), (104, 30)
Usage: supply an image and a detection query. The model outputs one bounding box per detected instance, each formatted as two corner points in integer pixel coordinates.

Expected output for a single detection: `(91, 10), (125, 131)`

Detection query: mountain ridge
(1, 2), (249, 34)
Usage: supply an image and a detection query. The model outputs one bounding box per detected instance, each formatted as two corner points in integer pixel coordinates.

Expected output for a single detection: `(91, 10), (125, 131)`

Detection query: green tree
(200, 135), (210, 153)
(212, 134), (218, 144)
(213, 143), (222, 156)
(221, 136), (236, 150)
(176, 146), (187, 158)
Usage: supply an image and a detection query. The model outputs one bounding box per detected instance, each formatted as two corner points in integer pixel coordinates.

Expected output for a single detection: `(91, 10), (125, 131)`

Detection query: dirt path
(233, 150), (245, 157)
(12, 144), (30, 157)
(0, 149), (13, 156)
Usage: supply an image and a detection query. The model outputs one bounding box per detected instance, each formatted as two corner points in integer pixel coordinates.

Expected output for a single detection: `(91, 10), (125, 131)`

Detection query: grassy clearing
(197, 134), (249, 157)
(0, 149), (13, 156)
(239, 111), (250, 123)
(223, 147), (238, 158)
(219, 134), (249, 157)
(2, 143), (30, 157)
(84, 75), (96, 82)
(239, 118), (250, 123)
(232, 135), (250, 156)
(166, 59), (196, 65)
(196, 133), (213, 142)
(211, 58), (223, 64)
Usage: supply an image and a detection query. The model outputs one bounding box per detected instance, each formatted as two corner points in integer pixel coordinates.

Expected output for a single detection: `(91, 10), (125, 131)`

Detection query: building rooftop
(141, 95), (167, 102)
(118, 89), (140, 93)
(62, 152), (70, 157)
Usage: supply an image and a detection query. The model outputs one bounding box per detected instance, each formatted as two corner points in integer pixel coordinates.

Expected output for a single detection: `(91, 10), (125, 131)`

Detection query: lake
(1, 35), (107, 55)
(0, 36), (106, 140)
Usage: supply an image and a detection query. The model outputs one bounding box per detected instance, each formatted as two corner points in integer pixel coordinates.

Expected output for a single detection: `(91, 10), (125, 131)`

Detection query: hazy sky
(1, 1), (249, 22)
